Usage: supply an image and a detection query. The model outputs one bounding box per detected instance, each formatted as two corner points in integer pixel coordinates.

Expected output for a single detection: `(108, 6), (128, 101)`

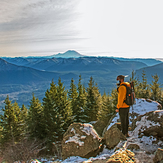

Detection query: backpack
(121, 81), (135, 106)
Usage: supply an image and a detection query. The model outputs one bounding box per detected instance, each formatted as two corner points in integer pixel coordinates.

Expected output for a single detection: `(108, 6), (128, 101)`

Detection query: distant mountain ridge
(1, 52), (163, 108)
(135, 62), (163, 82)
(2, 57), (147, 72)
(113, 57), (162, 66)
(31, 57), (147, 72)
(0, 58), (61, 84)
(0, 56), (147, 92)
(3, 50), (162, 67)
(1, 57), (45, 66)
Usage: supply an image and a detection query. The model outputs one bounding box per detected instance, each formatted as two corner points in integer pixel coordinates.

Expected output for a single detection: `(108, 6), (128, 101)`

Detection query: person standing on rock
(116, 75), (130, 137)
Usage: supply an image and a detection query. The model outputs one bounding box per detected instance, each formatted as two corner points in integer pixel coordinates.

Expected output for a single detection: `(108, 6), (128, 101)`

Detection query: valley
(0, 51), (163, 109)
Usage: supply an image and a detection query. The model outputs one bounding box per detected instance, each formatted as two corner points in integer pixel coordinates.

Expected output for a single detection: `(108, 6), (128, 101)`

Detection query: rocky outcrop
(153, 148), (163, 163)
(130, 98), (162, 131)
(103, 124), (126, 149)
(136, 110), (163, 140)
(62, 123), (102, 160)
(60, 99), (163, 163)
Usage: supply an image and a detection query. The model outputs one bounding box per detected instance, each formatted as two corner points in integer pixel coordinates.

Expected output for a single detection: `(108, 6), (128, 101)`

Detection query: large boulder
(128, 109), (163, 155)
(130, 98), (162, 131)
(136, 110), (163, 140)
(103, 124), (126, 149)
(62, 123), (102, 160)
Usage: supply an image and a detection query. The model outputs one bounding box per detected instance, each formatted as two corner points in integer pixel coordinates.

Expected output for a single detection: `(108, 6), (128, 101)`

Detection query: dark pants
(119, 107), (129, 135)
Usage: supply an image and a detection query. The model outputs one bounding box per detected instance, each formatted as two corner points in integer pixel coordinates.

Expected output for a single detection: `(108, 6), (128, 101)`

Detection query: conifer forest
(0, 72), (163, 161)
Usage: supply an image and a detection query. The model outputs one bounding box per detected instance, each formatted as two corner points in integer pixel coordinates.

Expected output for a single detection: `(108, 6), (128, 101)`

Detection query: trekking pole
(131, 81), (135, 130)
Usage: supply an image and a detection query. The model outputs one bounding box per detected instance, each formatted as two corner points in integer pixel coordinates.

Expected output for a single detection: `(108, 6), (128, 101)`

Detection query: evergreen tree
(43, 79), (72, 144)
(0, 96), (22, 144)
(84, 77), (102, 122)
(43, 86), (61, 142)
(12, 101), (27, 141)
(56, 78), (72, 130)
(73, 75), (87, 122)
(110, 88), (118, 109)
(68, 78), (78, 121)
(130, 70), (141, 98)
(28, 94), (44, 139)
(21, 104), (28, 122)
(139, 70), (150, 99)
(20, 104), (28, 138)
(150, 74), (161, 101)
(97, 91), (114, 123)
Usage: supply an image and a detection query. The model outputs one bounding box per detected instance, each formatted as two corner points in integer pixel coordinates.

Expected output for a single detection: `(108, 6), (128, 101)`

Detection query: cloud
(1, 0), (163, 58)
(0, 0), (80, 45)
(0, 0), (77, 23)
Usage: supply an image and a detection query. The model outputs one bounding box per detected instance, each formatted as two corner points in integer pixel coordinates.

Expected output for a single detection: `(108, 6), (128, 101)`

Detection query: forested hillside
(0, 53), (163, 109)
(0, 56), (148, 108)
(136, 62), (163, 82)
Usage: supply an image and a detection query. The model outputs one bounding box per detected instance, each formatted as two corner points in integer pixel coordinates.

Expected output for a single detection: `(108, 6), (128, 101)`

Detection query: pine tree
(150, 74), (161, 101)
(43, 80), (64, 143)
(20, 104), (28, 138)
(43, 79), (72, 143)
(97, 91), (107, 121)
(28, 94), (45, 139)
(110, 88), (118, 109)
(139, 70), (150, 99)
(43, 87), (60, 142)
(97, 91), (114, 123)
(72, 75), (87, 122)
(12, 101), (26, 141)
(0, 96), (22, 144)
(130, 70), (141, 98)
(84, 76), (102, 122)
(68, 78), (78, 121)
(56, 78), (72, 131)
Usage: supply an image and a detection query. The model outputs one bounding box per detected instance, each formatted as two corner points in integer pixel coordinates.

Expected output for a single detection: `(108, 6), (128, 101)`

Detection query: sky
(0, 0), (163, 58)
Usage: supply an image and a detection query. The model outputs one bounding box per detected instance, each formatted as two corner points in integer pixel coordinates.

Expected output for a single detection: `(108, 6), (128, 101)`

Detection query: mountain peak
(51, 50), (84, 58)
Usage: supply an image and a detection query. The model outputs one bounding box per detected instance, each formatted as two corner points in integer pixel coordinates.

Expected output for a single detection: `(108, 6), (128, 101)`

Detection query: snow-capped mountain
(51, 50), (85, 58)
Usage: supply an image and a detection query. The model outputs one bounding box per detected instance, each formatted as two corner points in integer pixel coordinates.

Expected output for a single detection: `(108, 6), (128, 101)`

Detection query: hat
(116, 75), (125, 80)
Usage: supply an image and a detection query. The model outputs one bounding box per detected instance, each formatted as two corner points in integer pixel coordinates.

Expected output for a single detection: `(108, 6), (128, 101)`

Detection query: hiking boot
(125, 133), (130, 138)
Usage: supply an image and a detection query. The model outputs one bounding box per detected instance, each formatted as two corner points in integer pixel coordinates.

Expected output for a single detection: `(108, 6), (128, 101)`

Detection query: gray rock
(62, 123), (102, 160)
(143, 111), (163, 140)
(127, 143), (140, 151)
(93, 120), (107, 137)
(103, 124), (126, 149)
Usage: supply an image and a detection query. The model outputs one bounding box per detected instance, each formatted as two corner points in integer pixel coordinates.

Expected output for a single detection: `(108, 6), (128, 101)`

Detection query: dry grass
(107, 149), (136, 163)
(1, 138), (45, 163)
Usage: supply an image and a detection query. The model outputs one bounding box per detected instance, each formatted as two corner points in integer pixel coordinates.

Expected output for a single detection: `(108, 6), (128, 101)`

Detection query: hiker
(116, 75), (130, 137)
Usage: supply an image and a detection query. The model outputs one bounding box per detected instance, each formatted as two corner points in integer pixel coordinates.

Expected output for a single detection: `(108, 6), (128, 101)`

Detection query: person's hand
(116, 109), (119, 113)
